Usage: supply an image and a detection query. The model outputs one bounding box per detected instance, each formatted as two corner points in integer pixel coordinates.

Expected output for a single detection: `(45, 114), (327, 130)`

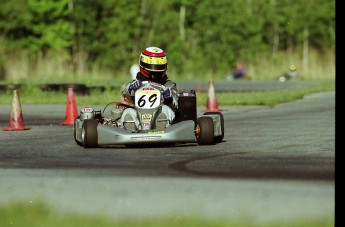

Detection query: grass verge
(0, 80), (335, 106)
(0, 201), (334, 227)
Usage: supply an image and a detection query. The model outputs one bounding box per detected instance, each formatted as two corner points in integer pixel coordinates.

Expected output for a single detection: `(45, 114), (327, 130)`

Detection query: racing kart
(277, 71), (297, 82)
(74, 81), (224, 148)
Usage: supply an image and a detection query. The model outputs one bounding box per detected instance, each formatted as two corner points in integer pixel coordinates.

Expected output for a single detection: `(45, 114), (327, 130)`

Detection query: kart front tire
(82, 119), (98, 148)
(204, 112), (224, 143)
(196, 117), (214, 145)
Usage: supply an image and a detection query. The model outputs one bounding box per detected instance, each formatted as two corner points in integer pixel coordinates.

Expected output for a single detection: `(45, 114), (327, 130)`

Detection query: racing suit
(117, 72), (179, 130)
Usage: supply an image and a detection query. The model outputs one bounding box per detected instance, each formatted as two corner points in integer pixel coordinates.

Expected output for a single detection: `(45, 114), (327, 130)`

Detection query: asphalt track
(0, 89), (335, 223)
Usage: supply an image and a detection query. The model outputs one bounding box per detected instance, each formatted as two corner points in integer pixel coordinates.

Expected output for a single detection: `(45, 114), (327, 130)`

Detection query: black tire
(74, 117), (82, 146)
(82, 119), (98, 148)
(39, 83), (89, 95)
(204, 112), (225, 143)
(63, 83), (89, 95)
(0, 85), (7, 94)
(196, 117), (214, 145)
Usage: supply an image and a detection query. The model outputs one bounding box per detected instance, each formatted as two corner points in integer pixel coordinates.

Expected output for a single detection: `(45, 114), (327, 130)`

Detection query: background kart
(74, 85), (224, 148)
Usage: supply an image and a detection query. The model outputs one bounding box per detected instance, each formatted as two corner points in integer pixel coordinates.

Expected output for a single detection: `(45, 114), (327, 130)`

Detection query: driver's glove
(162, 88), (173, 103)
(128, 80), (142, 94)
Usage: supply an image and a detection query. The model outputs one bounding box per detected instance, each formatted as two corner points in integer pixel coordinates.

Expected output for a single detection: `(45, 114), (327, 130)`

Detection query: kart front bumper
(75, 119), (197, 146)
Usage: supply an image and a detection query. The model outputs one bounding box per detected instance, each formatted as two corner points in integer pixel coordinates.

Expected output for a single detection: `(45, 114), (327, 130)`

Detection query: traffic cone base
(3, 126), (31, 131)
(61, 87), (78, 125)
(205, 80), (221, 112)
(3, 90), (31, 131)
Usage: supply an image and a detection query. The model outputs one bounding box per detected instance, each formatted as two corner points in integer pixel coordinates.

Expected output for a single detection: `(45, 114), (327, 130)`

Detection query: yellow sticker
(141, 114), (152, 122)
(141, 55), (167, 65)
(148, 131), (165, 134)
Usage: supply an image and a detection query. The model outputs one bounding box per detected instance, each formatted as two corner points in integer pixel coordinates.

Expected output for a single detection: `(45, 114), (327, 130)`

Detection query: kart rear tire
(204, 112), (224, 143)
(74, 117), (82, 146)
(82, 119), (98, 148)
(196, 117), (214, 145)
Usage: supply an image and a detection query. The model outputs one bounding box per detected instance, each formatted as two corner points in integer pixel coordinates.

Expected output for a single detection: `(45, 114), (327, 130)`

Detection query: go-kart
(74, 81), (224, 148)
(278, 71), (297, 82)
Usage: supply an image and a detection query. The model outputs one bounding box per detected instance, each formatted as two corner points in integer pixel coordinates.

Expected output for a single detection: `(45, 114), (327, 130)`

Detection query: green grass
(0, 201), (334, 227)
(2, 49), (335, 82)
(0, 80), (335, 106)
(197, 80), (335, 106)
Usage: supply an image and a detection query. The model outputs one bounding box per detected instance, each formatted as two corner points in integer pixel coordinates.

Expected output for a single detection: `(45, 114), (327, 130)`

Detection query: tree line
(0, 0), (335, 79)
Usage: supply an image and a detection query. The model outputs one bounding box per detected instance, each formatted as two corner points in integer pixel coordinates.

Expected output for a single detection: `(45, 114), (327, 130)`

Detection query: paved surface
(0, 91), (335, 223)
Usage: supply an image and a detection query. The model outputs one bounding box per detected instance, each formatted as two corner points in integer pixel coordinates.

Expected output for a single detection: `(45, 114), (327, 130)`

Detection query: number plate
(135, 88), (161, 109)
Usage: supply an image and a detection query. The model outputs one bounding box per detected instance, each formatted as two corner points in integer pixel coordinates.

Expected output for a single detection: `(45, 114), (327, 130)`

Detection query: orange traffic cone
(205, 80), (221, 112)
(61, 87), (78, 125)
(3, 90), (31, 131)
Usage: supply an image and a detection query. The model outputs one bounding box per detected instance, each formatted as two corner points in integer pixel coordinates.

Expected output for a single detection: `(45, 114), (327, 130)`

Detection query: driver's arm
(121, 82), (134, 103)
(165, 81), (179, 111)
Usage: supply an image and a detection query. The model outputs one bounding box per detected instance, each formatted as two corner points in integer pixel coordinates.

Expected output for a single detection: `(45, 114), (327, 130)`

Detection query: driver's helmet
(289, 64), (296, 71)
(236, 64), (243, 70)
(139, 47), (167, 81)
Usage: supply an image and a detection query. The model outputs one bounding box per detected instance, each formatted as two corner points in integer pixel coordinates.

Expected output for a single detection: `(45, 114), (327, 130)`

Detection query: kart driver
(117, 46), (179, 131)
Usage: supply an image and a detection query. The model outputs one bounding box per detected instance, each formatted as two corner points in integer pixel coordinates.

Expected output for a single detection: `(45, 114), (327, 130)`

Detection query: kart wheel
(196, 117), (214, 145)
(74, 117), (82, 146)
(81, 119), (98, 148)
(204, 112), (224, 143)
